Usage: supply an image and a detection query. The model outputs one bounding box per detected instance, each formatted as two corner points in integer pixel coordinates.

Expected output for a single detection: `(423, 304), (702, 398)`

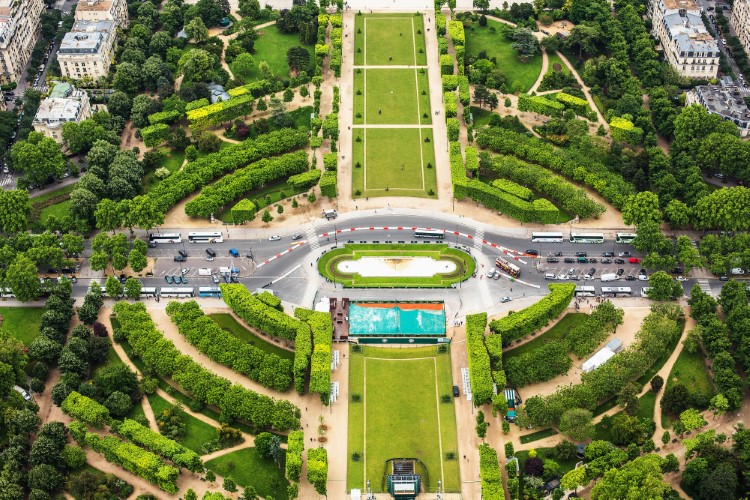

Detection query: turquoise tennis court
(348, 303), (446, 336)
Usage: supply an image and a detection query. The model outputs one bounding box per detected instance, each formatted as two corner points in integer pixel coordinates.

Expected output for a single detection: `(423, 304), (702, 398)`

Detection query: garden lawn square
(364, 68), (424, 125)
(356, 15), (427, 66)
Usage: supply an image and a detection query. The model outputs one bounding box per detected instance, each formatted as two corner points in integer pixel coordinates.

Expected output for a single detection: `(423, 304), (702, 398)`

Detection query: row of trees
(295, 308), (332, 404)
(114, 418), (204, 472)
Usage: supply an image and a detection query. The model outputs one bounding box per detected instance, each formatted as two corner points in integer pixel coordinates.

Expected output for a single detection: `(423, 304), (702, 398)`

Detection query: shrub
(320, 170), (337, 198)
(479, 444), (503, 500)
(442, 74), (459, 91)
(466, 313), (494, 406)
(147, 110), (182, 126)
(440, 54), (454, 75)
(464, 146), (478, 173)
(287, 169), (322, 190)
(447, 118), (460, 141)
(186, 94), (254, 131)
(323, 153), (337, 171)
(297, 308), (332, 404)
(458, 76), (470, 105)
(116, 418), (203, 472)
(555, 92), (589, 116)
(141, 124), (171, 148)
(61, 391), (110, 428)
(444, 91), (458, 117)
(286, 430), (304, 482)
(454, 178), (559, 224)
(517, 94), (564, 117)
(230, 199), (257, 224)
(490, 178), (533, 201)
(610, 116), (643, 144)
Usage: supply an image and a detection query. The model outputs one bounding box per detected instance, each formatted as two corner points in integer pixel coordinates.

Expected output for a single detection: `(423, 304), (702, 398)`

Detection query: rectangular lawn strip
(465, 18), (542, 92)
(519, 427), (558, 444)
(664, 346), (715, 398)
(206, 447), (290, 500)
(148, 393), (218, 454)
(365, 68), (419, 125)
(353, 69), (365, 124)
(347, 349), (365, 490)
(365, 16), (421, 66)
(435, 350), (460, 491)
(365, 356), (443, 492)
(39, 199), (72, 225)
(143, 149), (185, 193)
(545, 52), (570, 76)
(238, 24), (313, 81)
(502, 313), (587, 362)
(352, 131), (365, 195)
(365, 128), (425, 191)
(417, 69), (432, 124)
(207, 313), (295, 360)
(30, 183), (76, 203)
(0, 307), (43, 346)
(354, 14), (365, 66)
(421, 128), (437, 196)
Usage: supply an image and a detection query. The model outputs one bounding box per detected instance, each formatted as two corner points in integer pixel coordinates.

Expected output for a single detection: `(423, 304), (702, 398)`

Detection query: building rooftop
(208, 83), (230, 103)
(59, 31), (106, 53)
(33, 91), (87, 128)
(49, 82), (73, 98)
(76, 0), (115, 12)
(71, 19), (114, 33)
(695, 85), (750, 123)
(662, 0), (699, 11)
(665, 12), (718, 53)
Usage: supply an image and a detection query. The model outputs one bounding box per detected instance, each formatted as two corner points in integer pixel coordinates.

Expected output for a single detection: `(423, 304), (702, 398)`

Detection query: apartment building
(686, 83), (750, 137)
(649, 0), (719, 79)
(32, 82), (92, 143)
(74, 0), (128, 29)
(58, 20), (116, 81)
(0, 0), (44, 85)
(731, 0), (750, 54)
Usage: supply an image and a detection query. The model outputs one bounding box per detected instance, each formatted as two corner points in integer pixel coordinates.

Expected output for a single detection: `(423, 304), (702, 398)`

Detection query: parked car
(229, 248), (239, 258)
(575, 252), (587, 257)
(500, 296), (512, 303)
(629, 257), (641, 264)
(546, 257), (559, 263)
(618, 252), (631, 257)
(625, 275), (637, 281)
(564, 257), (575, 263)
(174, 255), (186, 262)
(720, 275), (729, 281)
(173, 275), (183, 284)
(148, 241), (157, 249)
(525, 249), (539, 256)
(165, 275), (173, 284)
(205, 256), (214, 262)
(212, 274), (220, 284)
(616, 268), (625, 276)
(206, 248), (216, 257)
(269, 235), (281, 241)
(486, 269), (496, 278)
(554, 251), (564, 256)
(453, 386), (460, 397)
(676, 276), (688, 282)
(589, 258), (597, 263)
(614, 258), (625, 264)
(601, 258), (612, 264)
(230, 275), (239, 283)
(601, 252), (614, 257)
(178, 249), (187, 258)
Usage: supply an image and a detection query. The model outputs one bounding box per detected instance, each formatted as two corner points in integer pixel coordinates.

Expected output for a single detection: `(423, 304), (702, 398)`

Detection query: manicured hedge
(476, 127), (635, 209)
(465, 146), (478, 173)
(227, 79), (275, 98)
(186, 93), (254, 131)
(458, 76), (470, 106)
(185, 151), (310, 218)
(185, 98), (210, 111)
(293, 322), (312, 395)
(307, 447), (328, 495)
(141, 123), (171, 148)
(442, 74), (458, 91)
(505, 340), (572, 387)
(444, 91), (457, 117)
(84, 433), (179, 492)
(490, 178), (533, 201)
(148, 128), (308, 214)
(454, 179), (559, 224)
(230, 198), (257, 223)
(148, 110), (182, 125)
(447, 118), (460, 141)
(166, 301), (293, 392)
(479, 444), (503, 500)
(323, 153), (337, 171)
(448, 20), (465, 46)
(517, 94), (564, 117)
(436, 13), (447, 36)
(610, 116), (643, 144)
(256, 291), (282, 310)
(490, 284), (575, 345)
(296, 308), (332, 404)
(112, 302), (300, 432)
(490, 155), (605, 219)
(61, 391), (110, 428)
(320, 170), (337, 198)
(438, 37), (449, 55)
(449, 141), (467, 187)
(288, 169), (321, 190)
(221, 284), (309, 342)
(466, 313), (493, 406)
(116, 418), (203, 472)
(440, 54), (454, 75)
(556, 92), (589, 115)
(286, 430), (304, 482)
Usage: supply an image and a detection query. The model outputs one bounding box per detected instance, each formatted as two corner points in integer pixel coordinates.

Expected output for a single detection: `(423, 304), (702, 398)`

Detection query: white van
(323, 209), (337, 220)
(13, 385), (31, 401)
(600, 273), (619, 282)
(198, 268), (213, 276)
(545, 273), (556, 280)
(731, 267), (745, 275)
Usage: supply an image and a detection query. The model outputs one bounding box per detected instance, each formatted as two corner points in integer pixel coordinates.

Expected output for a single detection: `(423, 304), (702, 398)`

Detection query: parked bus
(570, 232), (605, 244)
(531, 232), (564, 243)
(188, 231), (223, 243)
(574, 286), (596, 297)
(414, 228), (445, 239)
(198, 286), (222, 298)
(615, 233), (637, 244)
(1, 287), (14, 298)
(159, 287), (195, 298)
(140, 287), (157, 298)
(495, 256), (521, 278)
(601, 286), (632, 297)
(149, 232), (182, 244)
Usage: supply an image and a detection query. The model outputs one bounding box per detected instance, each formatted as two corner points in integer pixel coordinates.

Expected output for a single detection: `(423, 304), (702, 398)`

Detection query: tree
(560, 466), (587, 493)
(232, 52), (256, 78)
(559, 408), (594, 441)
(105, 275), (122, 299)
(27, 464), (65, 493)
(648, 271), (680, 301)
(196, 131), (222, 153)
(510, 28), (539, 61)
(113, 62), (142, 95)
(283, 88), (294, 103)
(95, 199), (121, 233)
(103, 390), (132, 418)
(179, 49), (216, 83)
(476, 410), (488, 438)
(664, 199), (690, 229)
(124, 278), (142, 300)
(591, 455), (669, 500)
(129, 249), (147, 274)
(286, 46), (310, 75)
(650, 375), (664, 393)
(661, 430), (671, 445)
(262, 210), (273, 223)
(223, 477), (237, 492)
(709, 394), (729, 418)
(0, 190), (30, 235)
(617, 382), (640, 416)
(622, 192), (662, 226)
(611, 414), (646, 445)
(7, 254), (41, 302)
(254, 432), (281, 460)
(10, 133), (65, 185)
(680, 408), (707, 432)
(185, 17), (209, 42)
(567, 24), (601, 60)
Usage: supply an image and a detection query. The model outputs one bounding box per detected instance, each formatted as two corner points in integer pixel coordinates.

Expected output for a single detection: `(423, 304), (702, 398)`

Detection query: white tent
(582, 347), (616, 373)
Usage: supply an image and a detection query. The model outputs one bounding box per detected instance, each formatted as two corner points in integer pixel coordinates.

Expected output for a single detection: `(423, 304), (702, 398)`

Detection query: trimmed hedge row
(286, 430), (304, 482)
(436, 13), (447, 36)
(116, 418), (203, 472)
(230, 199), (257, 223)
(297, 309), (332, 404)
(141, 123), (171, 148)
(610, 116), (643, 144)
(84, 432), (179, 493)
(256, 291), (282, 310)
(478, 444), (503, 500)
(490, 178), (533, 201)
(454, 179), (559, 223)
(323, 153), (337, 171)
(466, 313), (493, 406)
(490, 155), (605, 219)
(288, 169), (321, 190)
(449, 141), (467, 187)
(442, 74), (458, 91)
(221, 284), (309, 342)
(438, 37), (448, 54)
(112, 302), (300, 432)
(556, 92), (589, 115)
(465, 146), (478, 173)
(148, 110), (182, 125)
(440, 54), (454, 75)
(444, 91), (457, 117)
(186, 93), (254, 131)
(166, 300), (293, 392)
(458, 76), (470, 106)
(307, 447), (328, 495)
(490, 284), (575, 345)
(61, 391), (110, 428)
(148, 128), (308, 214)
(185, 98), (210, 111)
(185, 151), (310, 218)
(448, 20), (465, 45)
(517, 94), (564, 117)
(476, 127), (635, 209)
(320, 170), (337, 198)
(447, 118), (460, 141)
(505, 340), (572, 387)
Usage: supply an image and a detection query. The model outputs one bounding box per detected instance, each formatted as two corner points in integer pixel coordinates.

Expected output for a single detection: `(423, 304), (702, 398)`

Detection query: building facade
(0, 0), (44, 85)
(731, 0), (750, 54)
(649, 0), (719, 79)
(58, 20), (116, 82)
(32, 83), (92, 143)
(685, 84), (750, 137)
(74, 0), (128, 29)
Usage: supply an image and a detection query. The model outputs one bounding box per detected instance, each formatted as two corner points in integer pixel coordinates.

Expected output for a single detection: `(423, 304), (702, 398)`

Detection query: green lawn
(348, 347), (459, 492)
(319, 244), (475, 288)
(465, 19), (543, 92)
(39, 199), (71, 225)
(0, 307), (43, 346)
(665, 347), (715, 400)
(30, 183), (75, 203)
(143, 149), (185, 193)
(207, 313), (294, 360)
(635, 318), (686, 386)
(148, 393), (217, 454)
(352, 127), (437, 198)
(503, 313), (587, 362)
(354, 14), (426, 66)
(515, 448), (579, 475)
(206, 447), (289, 500)
(237, 24), (313, 81)
(519, 427), (558, 444)
(546, 52), (570, 75)
(353, 68), (431, 125)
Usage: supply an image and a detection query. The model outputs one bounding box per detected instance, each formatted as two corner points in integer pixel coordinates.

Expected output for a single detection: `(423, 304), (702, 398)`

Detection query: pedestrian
(510, 287), (512, 292)
(356, 205), (358, 210)
(311, 262), (313, 267)
(523, 292), (526, 296)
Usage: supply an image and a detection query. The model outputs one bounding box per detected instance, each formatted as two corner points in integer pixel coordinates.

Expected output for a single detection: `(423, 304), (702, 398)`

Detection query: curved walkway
(554, 51), (608, 131)
(527, 48), (549, 94)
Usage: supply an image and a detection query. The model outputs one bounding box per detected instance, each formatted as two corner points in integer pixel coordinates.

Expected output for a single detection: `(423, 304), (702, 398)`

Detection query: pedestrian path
(0, 176), (13, 187)
(697, 278), (714, 296)
(473, 227), (485, 251)
(306, 226), (321, 250)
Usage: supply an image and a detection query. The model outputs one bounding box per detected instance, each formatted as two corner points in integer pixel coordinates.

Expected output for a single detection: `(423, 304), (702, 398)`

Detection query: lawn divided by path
(206, 447), (290, 500)
(147, 393), (218, 454)
(347, 346), (459, 493)
(208, 313), (295, 360)
(352, 68), (432, 125)
(237, 24), (314, 81)
(354, 14), (427, 66)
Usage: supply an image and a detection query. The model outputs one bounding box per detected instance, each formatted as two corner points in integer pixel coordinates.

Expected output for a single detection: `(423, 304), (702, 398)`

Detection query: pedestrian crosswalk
(697, 278), (714, 296)
(306, 227), (320, 250)
(473, 228), (484, 251)
(478, 278), (493, 308)
(0, 176), (13, 187)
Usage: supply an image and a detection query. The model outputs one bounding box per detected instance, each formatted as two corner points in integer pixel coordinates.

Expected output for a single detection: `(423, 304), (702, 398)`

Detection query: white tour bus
(574, 286), (596, 297)
(188, 231), (223, 243)
(149, 232), (182, 244)
(570, 232), (605, 244)
(139, 287), (158, 298)
(601, 286), (632, 297)
(531, 232), (564, 243)
(159, 287), (195, 298)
